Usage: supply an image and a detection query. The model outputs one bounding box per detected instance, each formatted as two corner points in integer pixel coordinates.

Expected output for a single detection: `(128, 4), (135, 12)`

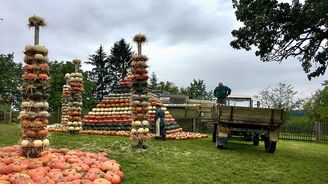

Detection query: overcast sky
(0, 0), (326, 99)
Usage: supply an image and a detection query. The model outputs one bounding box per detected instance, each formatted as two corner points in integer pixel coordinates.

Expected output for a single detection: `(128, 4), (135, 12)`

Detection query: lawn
(1, 124), (328, 184)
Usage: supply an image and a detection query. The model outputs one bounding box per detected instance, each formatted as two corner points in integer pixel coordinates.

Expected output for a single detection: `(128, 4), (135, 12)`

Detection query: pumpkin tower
(19, 16), (50, 157)
(66, 60), (84, 134)
(130, 34), (151, 148)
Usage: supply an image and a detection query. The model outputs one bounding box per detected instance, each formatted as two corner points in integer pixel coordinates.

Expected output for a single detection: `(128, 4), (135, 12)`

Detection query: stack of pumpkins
(82, 93), (133, 131)
(66, 60), (84, 134)
(60, 75), (71, 127)
(112, 76), (132, 94)
(147, 96), (180, 131)
(19, 45), (50, 157)
(130, 34), (150, 148)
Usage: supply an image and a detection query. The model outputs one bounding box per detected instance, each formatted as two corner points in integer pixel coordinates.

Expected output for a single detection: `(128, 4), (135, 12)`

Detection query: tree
(155, 81), (180, 95)
(86, 45), (110, 100)
(0, 53), (23, 110)
(303, 81), (328, 122)
(254, 83), (303, 111)
(149, 72), (158, 90)
(230, 0), (328, 80)
(107, 39), (133, 91)
(181, 79), (213, 100)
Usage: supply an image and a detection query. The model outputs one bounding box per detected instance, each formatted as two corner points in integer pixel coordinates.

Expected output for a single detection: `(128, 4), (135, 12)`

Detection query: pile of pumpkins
(82, 93), (133, 131)
(0, 146), (125, 184)
(19, 44), (50, 157)
(61, 84), (71, 127)
(147, 97), (180, 131)
(65, 71), (84, 134)
(112, 77), (131, 94)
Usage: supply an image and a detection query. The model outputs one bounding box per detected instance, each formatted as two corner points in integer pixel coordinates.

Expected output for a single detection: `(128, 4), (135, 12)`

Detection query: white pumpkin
(142, 120), (149, 126)
(33, 140), (43, 147)
(144, 128), (149, 133)
(43, 139), (50, 147)
(137, 128), (145, 134)
(20, 140), (30, 147)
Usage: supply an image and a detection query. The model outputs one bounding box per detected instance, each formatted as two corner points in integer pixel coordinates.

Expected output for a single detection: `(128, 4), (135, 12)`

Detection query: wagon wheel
(253, 134), (259, 146)
(264, 138), (276, 153)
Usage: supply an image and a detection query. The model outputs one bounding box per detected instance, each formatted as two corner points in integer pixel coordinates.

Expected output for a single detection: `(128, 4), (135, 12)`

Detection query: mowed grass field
(1, 124), (328, 184)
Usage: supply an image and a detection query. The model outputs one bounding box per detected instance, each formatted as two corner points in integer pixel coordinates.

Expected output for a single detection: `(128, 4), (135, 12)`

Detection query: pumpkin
(93, 178), (111, 184)
(24, 73), (37, 79)
(34, 120), (43, 127)
(20, 140), (30, 147)
(25, 130), (36, 137)
(21, 120), (32, 127)
(33, 140), (43, 147)
(39, 73), (49, 80)
(37, 129), (48, 138)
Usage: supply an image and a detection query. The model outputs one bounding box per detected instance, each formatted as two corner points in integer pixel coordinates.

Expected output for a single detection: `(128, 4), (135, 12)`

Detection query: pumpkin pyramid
(82, 80), (181, 134)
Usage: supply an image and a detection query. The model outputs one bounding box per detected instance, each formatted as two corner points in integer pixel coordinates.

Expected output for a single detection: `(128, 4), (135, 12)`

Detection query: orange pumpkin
(39, 73), (49, 80)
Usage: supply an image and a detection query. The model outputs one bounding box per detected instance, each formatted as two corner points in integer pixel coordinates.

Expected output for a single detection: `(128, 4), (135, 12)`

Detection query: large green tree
(149, 72), (158, 90)
(181, 79), (213, 100)
(107, 39), (133, 83)
(0, 53), (23, 110)
(86, 45), (110, 100)
(155, 81), (180, 95)
(231, 0), (328, 79)
(303, 81), (328, 122)
(254, 83), (303, 110)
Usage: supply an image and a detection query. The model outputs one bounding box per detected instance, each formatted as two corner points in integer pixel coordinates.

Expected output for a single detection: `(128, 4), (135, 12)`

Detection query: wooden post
(192, 118), (196, 132)
(138, 43), (142, 55)
(34, 26), (39, 45)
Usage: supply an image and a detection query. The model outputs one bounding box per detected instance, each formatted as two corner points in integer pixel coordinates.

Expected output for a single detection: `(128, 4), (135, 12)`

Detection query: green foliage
(155, 81), (180, 94)
(86, 45), (109, 100)
(254, 83), (303, 111)
(231, 0), (328, 79)
(181, 79), (213, 100)
(149, 72), (158, 90)
(87, 40), (133, 100)
(108, 39), (133, 83)
(0, 53), (23, 110)
(303, 81), (328, 122)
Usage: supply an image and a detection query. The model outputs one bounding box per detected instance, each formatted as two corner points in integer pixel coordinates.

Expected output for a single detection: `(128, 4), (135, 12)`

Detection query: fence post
(192, 118), (196, 132)
(315, 122), (321, 142)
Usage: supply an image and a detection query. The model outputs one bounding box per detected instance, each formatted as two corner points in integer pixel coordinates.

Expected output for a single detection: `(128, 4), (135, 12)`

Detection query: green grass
(1, 124), (328, 184)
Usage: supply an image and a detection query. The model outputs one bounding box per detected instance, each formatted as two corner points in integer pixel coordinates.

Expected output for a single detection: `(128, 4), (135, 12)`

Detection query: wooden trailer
(212, 105), (285, 153)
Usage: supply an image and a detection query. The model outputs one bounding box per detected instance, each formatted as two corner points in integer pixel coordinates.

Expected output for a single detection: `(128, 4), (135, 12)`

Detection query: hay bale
(73, 59), (81, 65)
(133, 33), (147, 43)
(28, 16), (46, 27)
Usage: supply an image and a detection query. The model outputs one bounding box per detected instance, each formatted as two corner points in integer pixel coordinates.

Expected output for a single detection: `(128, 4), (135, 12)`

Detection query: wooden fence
(0, 111), (12, 124)
(279, 122), (328, 142)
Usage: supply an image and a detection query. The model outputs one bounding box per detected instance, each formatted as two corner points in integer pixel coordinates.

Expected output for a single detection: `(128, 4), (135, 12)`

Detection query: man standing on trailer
(214, 82), (231, 105)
